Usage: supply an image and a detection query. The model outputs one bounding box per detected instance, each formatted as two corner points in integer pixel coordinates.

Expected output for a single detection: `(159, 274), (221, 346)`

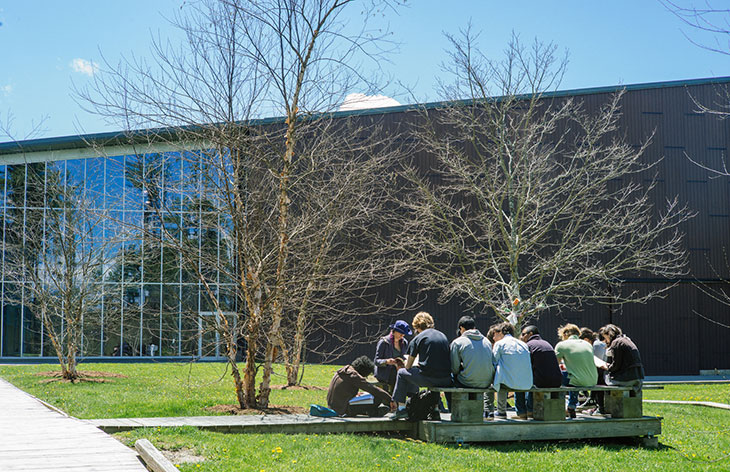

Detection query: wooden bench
(432, 385), (646, 423)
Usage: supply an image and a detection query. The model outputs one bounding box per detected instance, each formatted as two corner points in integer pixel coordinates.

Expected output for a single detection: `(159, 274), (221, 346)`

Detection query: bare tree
(393, 30), (693, 329)
(77, 0), (405, 407)
(3, 161), (122, 381)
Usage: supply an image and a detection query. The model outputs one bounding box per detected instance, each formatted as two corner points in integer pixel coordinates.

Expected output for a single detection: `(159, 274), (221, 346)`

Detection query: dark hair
(496, 322), (515, 337)
(351, 355), (375, 377)
(580, 327), (596, 342)
(522, 325), (539, 337)
(598, 324), (623, 344)
(486, 324), (500, 343)
(457, 315), (476, 330)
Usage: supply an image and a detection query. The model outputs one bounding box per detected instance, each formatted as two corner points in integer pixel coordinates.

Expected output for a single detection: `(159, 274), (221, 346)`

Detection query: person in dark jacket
(598, 324), (645, 389)
(374, 320), (412, 391)
(327, 355), (395, 417)
(391, 312), (453, 420)
(515, 325), (563, 419)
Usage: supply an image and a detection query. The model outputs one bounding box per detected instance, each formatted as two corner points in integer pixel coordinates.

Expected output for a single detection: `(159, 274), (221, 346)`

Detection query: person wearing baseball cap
(374, 320), (412, 390)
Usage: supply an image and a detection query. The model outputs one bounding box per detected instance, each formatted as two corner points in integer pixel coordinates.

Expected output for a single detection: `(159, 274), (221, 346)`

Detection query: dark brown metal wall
(312, 80), (730, 376)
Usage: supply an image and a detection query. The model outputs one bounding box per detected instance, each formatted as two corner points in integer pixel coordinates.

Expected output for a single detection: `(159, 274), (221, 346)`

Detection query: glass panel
(1, 304), (21, 356)
(84, 157), (106, 210)
(105, 156), (126, 211)
(179, 285), (199, 356)
(21, 305), (42, 357)
(160, 284), (182, 356)
(82, 287), (104, 357)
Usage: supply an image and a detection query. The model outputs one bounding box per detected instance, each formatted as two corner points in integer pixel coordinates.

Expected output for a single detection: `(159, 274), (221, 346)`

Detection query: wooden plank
(418, 417), (662, 443)
(135, 439), (179, 472)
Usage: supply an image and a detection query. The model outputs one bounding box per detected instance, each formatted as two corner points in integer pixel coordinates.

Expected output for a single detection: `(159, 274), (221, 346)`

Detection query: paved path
(0, 378), (147, 472)
(644, 399), (730, 410)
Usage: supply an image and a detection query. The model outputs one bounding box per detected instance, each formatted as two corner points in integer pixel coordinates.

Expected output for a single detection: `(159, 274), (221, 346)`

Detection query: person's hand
(386, 358), (397, 366)
(390, 401), (397, 412)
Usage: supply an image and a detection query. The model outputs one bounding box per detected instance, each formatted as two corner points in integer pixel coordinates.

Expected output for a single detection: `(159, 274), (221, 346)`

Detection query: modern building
(1, 76), (730, 375)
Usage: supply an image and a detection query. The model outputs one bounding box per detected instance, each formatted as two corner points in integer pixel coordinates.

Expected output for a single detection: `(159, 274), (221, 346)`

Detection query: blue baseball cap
(390, 320), (412, 336)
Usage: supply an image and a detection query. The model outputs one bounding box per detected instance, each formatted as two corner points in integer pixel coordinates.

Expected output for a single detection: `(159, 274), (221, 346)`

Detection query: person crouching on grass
(327, 355), (395, 417)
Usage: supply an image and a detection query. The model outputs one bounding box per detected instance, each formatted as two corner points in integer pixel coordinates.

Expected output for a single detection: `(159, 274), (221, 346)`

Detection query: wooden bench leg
(605, 389), (642, 418)
(532, 391), (565, 421)
(450, 392), (484, 423)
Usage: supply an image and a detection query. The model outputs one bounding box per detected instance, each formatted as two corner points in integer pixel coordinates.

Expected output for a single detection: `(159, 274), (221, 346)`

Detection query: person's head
(493, 321), (514, 342)
(486, 324), (499, 344)
(351, 355), (375, 378)
(598, 324), (623, 345)
(557, 323), (580, 340)
(457, 315), (476, 335)
(412, 311), (434, 333)
(580, 327), (596, 344)
(390, 320), (412, 340)
(520, 325), (539, 342)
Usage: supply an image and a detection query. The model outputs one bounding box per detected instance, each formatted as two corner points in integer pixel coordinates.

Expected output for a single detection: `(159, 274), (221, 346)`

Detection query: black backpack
(406, 390), (441, 420)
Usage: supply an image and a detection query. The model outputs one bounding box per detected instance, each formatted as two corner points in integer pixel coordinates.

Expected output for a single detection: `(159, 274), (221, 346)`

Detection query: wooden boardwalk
(87, 413), (415, 435)
(0, 378), (147, 472)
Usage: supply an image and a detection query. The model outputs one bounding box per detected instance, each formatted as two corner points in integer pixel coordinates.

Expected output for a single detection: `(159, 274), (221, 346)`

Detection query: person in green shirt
(554, 323), (598, 418)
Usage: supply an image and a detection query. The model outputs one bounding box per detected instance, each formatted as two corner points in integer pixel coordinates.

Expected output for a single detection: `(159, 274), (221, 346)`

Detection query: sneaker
(485, 412), (495, 421)
(527, 412), (533, 419)
(494, 411), (507, 419)
(390, 408), (409, 420)
(566, 408), (576, 419)
(370, 405), (391, 417)
(515, 413), (528, 420)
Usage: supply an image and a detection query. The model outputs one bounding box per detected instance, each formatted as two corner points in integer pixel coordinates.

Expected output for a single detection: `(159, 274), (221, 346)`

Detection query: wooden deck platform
(0, 378), (147, 472)
(88, 411), (661, 445)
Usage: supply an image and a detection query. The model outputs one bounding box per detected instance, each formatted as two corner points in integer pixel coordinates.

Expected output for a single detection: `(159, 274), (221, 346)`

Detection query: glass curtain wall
(0, 151), (235, 359)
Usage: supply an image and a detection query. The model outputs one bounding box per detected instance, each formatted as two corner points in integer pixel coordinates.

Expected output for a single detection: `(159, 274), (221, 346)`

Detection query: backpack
(405, 390), (441, 421)
(309, 404), (338, 417)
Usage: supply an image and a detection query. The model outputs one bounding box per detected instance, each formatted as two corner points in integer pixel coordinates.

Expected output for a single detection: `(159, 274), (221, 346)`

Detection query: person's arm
(374, 338), (388, 367)
(554, 343), (564, 363)
(404, 336), (417, 369)
(355, 373), (392, 406)
(492, 341), (502, 366)
(450, 341), (461, 376)
(606, 341), (624, 373)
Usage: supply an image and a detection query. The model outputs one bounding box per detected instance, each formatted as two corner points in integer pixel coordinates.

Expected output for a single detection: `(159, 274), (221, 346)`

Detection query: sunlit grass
(112, 403), (730, 472)
(0, 362), (337, 418)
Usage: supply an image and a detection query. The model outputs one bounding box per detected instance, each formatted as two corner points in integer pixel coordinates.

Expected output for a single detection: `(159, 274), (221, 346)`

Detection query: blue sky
(1, 0), (728, 141)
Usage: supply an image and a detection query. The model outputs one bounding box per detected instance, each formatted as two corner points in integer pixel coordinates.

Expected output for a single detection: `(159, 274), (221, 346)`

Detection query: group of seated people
(326, 311), (645, 420)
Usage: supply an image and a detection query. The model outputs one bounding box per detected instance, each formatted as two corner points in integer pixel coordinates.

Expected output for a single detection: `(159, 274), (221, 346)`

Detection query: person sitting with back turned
(492, 321), (533, 419)
(579, 327), (607, 414)
(390, 311), (453, 420)
(446, 316), (495, 410)
(374, 320), (412, 391)
(327, 355), (395, 417)
(554, 323), (598, 418)
(598, 324), (645, 390)
(516, 325), (563, 419)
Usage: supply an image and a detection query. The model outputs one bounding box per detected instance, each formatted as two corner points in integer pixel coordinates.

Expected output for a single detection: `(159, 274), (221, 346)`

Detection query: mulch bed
(205, 404), (308, 415)
(33, 371), (128, 384)
(270, 384), (325, 391)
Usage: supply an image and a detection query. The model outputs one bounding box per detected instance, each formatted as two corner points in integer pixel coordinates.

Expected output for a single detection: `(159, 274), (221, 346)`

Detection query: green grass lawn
(1, 363), (729, 471)
(112, 403), (730, 472)
(0, 362), (336, 418)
